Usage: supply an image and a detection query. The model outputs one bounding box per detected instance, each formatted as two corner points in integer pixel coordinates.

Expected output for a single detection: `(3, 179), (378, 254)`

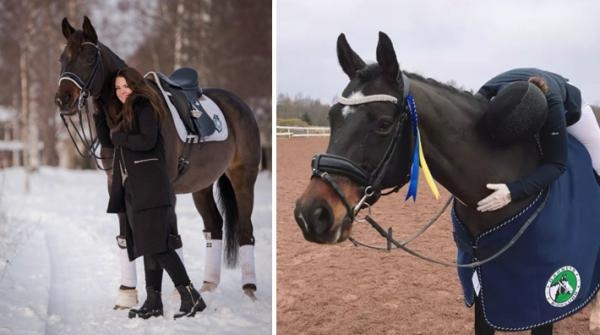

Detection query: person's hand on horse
(110, 126), (127, 145)
(477, 183), (511, 212)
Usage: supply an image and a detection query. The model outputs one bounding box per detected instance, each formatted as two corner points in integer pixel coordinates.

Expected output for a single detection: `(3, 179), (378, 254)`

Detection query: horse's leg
(474, 298), (495, 335)
(226, 165), (258, 299)
(531, 323), (553, 334)
(590, 293), (600, 333)
(192, 187), (224, 292)
(114, 212), (138, 309)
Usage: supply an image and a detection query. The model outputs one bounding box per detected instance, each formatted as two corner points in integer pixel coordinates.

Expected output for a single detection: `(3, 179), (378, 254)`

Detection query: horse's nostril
(311, 206), (332, 235)
(55, 97), (63, 107)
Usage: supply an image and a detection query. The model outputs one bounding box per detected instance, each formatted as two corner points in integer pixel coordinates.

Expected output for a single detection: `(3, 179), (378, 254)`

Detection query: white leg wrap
(567, 104), (600, 172)
(240, 245), (256, 286)
(591, 294), (600, 331)
(119, 247), (137, 287)
(204, 239), (222, 284)
(114, 287), (138, 309)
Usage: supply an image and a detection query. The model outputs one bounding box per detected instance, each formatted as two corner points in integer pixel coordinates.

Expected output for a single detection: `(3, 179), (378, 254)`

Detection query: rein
(58, 41), (112, 170)
(351, 191), (547, 268)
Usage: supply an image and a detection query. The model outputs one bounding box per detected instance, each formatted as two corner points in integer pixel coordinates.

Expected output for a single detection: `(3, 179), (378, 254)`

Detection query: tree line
(276, 93), (331, 127)
(0, 0), (271, 173)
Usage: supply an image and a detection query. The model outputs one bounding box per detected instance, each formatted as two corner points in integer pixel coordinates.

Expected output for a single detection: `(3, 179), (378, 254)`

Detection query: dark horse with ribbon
(294, 32), (600, 334)
(54, 17), (261, 303)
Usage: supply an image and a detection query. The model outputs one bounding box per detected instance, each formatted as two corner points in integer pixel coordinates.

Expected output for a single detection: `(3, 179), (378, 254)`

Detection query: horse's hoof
(243, 284), (257, 301)
(114, 287), (138, 310)
(200, 281), (218, 292)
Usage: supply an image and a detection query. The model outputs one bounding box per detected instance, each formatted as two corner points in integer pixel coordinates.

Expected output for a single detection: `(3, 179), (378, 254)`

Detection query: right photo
(276, 1), (600, 334)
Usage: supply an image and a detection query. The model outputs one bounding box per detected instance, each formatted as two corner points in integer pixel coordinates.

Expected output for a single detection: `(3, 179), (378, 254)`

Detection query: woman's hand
(110, 126), (127, 145)
(477, 183), (511, 212)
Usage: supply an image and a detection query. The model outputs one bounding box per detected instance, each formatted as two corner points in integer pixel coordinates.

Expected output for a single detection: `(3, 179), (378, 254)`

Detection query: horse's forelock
(356, 64), (382, 82)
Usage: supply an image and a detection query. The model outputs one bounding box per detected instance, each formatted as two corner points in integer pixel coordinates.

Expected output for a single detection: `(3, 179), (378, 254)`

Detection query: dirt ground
(276, 137), (592, 335)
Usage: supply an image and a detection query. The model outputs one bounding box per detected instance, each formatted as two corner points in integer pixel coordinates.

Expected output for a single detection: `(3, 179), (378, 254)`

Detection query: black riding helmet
(483, 81), (548, 144)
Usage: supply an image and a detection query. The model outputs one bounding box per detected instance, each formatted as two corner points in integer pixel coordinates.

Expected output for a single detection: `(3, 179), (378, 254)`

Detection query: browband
(337, 73), (410, 106)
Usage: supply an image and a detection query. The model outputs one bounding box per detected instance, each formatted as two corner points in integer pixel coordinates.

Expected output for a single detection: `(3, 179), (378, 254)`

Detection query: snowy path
(0, 168), (272, 334)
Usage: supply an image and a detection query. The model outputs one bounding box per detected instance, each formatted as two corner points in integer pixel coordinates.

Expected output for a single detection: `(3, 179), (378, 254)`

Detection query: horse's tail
(217, 174), (239, 267)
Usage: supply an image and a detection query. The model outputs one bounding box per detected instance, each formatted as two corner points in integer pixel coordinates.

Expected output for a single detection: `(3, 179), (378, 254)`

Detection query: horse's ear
(376, 32), (400, 82)
(337, 33), (366, 79)
(62, 17), (75, 40)
(82, 16), (98, 43)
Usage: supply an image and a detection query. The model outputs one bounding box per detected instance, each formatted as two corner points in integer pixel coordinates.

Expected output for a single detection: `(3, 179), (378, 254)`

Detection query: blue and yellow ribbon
(405, 95), (440, 201)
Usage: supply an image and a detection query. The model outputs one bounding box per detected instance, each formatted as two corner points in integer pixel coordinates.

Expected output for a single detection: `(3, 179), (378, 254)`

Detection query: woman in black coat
(105, 67), (205, 319)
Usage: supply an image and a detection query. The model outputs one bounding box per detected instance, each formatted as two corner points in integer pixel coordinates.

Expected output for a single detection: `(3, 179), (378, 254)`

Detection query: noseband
(311, 75), (412, 220)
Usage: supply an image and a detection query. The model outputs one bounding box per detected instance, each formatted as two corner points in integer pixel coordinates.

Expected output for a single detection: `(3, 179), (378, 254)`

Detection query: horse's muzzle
(294, 198), (346, 244)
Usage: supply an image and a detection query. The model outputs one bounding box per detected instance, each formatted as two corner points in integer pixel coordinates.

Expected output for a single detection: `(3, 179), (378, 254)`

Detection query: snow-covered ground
(0, 167), (272, 334)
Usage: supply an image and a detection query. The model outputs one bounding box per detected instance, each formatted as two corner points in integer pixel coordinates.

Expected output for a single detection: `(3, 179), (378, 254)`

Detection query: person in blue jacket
(476, 68), (600, 212)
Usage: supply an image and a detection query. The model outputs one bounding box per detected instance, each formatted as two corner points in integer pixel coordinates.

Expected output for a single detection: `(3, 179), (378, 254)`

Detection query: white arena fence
(276, 126), (330, 138)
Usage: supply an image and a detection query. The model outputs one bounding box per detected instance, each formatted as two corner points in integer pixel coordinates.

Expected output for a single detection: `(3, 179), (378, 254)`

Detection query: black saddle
(148, 68), (216, 139)
(160, 67), (203, 103)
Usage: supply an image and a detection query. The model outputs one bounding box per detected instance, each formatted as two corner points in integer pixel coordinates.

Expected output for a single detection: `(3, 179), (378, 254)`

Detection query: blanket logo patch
(544, 266), (581, 307)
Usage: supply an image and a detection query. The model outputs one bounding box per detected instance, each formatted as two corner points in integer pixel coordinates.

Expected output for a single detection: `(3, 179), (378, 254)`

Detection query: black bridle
(311, 75), (412, 221)
(57, 41), (112, 170)
(58, 42), (103, 113)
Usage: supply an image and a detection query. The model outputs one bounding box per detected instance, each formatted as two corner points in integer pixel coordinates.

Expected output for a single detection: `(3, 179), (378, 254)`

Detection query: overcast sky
(277, 0), (600, 106)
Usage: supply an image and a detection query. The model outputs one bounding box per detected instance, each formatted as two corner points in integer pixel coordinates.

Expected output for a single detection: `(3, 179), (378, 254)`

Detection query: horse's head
(55, 16), (103, 115)
(294, 32), (413, 244)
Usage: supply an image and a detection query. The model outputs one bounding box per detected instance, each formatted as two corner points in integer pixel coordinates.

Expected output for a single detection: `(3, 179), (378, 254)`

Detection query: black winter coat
(99, 95), (175, 259)
(106, 96), (173, 212)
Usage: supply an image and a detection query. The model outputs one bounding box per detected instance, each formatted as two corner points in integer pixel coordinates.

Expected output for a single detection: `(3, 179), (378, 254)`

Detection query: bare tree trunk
(19, 44), (30, 192)
(173, 0), (185, 69)
(27, 81), (40, 171)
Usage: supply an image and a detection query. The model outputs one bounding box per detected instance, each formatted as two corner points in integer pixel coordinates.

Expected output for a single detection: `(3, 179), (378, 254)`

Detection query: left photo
(0, 1), (271, 334)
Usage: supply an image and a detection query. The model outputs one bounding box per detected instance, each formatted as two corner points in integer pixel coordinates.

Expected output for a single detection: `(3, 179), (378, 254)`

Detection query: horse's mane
(99, 42), (127, 69)
(404, 72), (474, 97)
(356, 64), (477, 100)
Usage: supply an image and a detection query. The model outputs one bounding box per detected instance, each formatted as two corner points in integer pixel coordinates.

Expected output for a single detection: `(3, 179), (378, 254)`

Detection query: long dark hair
(108, 67), (165, 130)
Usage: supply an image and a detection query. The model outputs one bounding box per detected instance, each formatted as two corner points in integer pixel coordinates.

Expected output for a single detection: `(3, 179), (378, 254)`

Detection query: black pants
(144, 250), (190, 291)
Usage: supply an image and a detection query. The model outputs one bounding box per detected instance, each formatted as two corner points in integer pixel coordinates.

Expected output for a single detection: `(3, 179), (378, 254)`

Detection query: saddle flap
(144, 71), (216, 139)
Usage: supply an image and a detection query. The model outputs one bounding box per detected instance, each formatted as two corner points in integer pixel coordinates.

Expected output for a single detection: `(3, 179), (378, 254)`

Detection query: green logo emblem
(545, 266), (581, 307)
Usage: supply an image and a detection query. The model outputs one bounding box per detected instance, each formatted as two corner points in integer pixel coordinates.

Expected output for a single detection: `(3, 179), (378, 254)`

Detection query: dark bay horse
(55, 17), (261, 301)
(294, 32), (600, 334)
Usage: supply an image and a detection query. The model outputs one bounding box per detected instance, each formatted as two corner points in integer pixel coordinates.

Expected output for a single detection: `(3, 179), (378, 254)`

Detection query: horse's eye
(375, 118), (394, 134)
(85, 54), (95, 64)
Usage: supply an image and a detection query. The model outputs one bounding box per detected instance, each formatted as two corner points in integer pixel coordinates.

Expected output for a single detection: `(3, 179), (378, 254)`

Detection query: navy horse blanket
(453, 135), (600, 331)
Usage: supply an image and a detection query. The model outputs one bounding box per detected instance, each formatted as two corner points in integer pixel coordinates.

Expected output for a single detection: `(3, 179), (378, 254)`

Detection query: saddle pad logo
(545, 266), (581, 307)
(213, 115), (223, 132)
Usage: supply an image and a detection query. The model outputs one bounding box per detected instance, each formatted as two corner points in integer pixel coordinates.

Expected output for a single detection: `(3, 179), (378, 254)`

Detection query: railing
(276, 126), (330, 138)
